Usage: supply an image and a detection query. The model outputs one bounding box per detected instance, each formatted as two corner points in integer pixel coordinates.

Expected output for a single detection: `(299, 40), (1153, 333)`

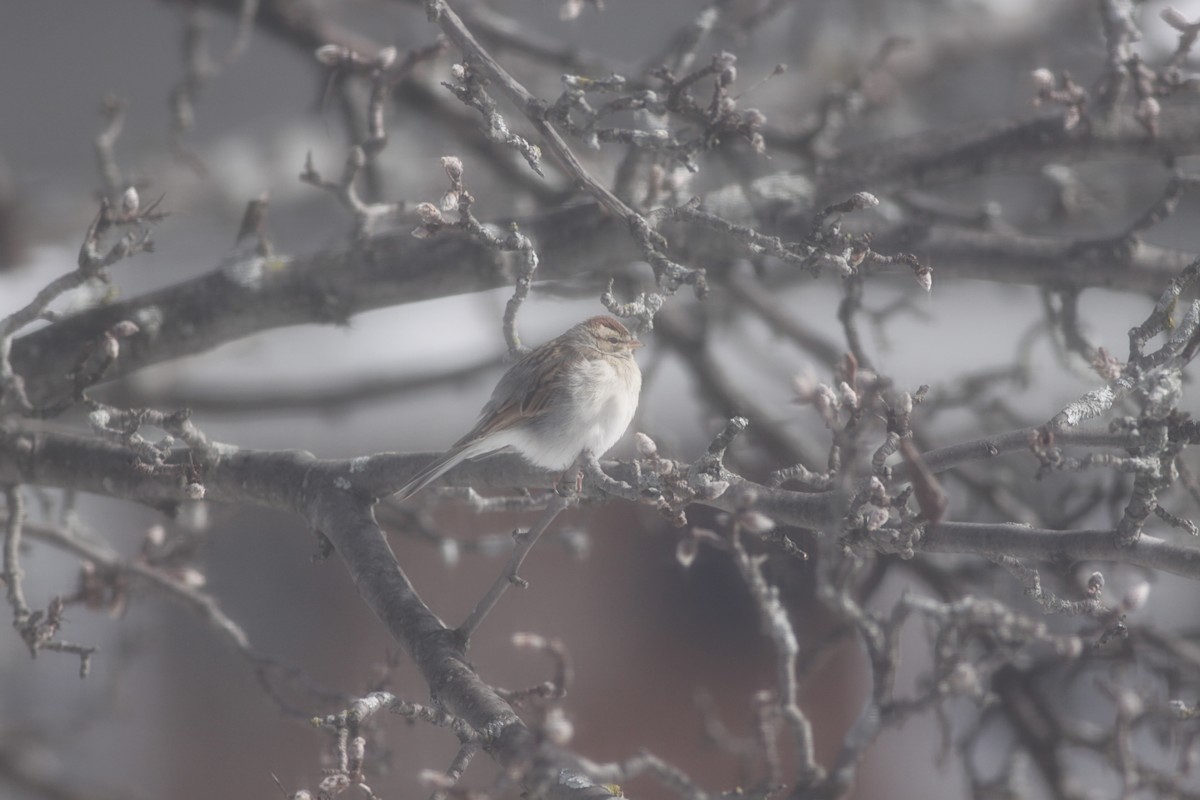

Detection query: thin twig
(457, 493), (572, 639)
(2, 485), (30, 624)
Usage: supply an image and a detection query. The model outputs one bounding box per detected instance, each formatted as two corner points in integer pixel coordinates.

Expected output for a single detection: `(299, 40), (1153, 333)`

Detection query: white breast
(523, 355), (641, 470)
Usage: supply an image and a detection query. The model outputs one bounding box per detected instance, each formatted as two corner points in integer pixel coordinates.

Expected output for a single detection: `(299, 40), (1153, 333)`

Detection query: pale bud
(675, 536), (698, 568)
(743, 108), (767, 127)
(851, 191), (879, 209)
(1122, 581), (1150, 611)
(867, 477), (888, 508)
(1091, 347), (1123, 381)
(441, 156), (463, 181)
(109, 320), (140, 338)
(314, 44), (347, 66)
(177, 567), (206, 588)
(185, 483), (206, 500)
(375, 46), (397, 69)
(1057, 635), (1084, 659)
(915, 266), (933, 292)
(511, 631), (546, 649)
(544, 706), (574, 744)
(1086, 571), (1105, 596)
(121, 185), (139, 216)
(1031, 68), (1056, 90)
(814, 383), (839, 427)
(863, 505), (889, 530)
(814, 383), (838, 406)
(439, 538), (460, 567)
(1117, 690), (1143, 718)
(634, 432), (658, 458)
(415, 202), (443, 225)
(146, 524), (166, 547)
(792, 366), (818, 402)
(739, 510), (776, 534)
(1161, 7), (1194, 32)
(838, 381), (859, 410)
(450, 63), (466, 81)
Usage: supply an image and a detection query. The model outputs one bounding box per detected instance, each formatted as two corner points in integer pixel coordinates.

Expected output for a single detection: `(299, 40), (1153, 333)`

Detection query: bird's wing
(453, 344), (582, 445)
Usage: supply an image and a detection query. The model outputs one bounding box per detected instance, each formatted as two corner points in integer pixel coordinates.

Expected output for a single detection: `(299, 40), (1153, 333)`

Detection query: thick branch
(10, 205), (631, 405)
(921, 523), (1200, 581)
(810, 104), (1200, 205)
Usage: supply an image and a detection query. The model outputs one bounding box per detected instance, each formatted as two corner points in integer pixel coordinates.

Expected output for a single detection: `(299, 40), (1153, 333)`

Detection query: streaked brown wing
(452, 343), (581, 445)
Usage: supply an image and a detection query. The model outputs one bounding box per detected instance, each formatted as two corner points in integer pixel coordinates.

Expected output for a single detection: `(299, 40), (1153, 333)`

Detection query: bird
(393, 315), (643, 500)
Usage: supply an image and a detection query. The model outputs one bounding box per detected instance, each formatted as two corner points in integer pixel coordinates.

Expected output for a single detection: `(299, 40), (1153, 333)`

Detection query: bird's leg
(554, 453), (588, 497)
(553, 466), (582, 497)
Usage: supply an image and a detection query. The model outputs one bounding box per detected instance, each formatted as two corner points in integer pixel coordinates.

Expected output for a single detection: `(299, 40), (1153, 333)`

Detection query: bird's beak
(628, 338), (644, 349)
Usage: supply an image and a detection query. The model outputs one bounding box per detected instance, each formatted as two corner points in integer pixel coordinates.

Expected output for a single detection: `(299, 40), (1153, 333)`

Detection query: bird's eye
(607, 336), (620, 343)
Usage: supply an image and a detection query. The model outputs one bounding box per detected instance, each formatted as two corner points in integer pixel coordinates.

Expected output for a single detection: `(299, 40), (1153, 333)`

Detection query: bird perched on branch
(394, 315), (643, 500)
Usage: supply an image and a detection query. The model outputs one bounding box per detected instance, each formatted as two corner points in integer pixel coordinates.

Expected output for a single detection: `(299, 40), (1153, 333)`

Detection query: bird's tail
(392, 448), (469, 502)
